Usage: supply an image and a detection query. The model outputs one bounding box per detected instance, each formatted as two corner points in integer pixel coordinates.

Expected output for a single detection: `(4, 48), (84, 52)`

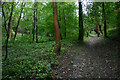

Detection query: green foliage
(2, 36), (55, 79)
(2, 33), (74, 79)
(2, 1), (120, 79)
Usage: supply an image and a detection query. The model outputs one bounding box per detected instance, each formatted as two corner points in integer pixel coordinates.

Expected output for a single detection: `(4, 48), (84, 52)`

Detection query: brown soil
(52, 35), (120, 79)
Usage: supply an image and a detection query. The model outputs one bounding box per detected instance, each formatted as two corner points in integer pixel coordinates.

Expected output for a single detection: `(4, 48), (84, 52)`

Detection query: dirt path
(52, 35), (120, 79)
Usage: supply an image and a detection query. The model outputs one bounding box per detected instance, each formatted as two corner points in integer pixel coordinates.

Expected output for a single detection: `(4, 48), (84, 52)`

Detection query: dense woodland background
(1, 1), (120, 79)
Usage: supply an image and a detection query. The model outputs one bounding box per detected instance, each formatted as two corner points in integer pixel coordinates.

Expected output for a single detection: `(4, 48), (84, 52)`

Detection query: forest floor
(52, 34), (120, 79)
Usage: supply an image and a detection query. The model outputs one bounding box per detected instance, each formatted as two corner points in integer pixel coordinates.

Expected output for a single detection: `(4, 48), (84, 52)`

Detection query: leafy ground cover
(2, 34), (73, 79)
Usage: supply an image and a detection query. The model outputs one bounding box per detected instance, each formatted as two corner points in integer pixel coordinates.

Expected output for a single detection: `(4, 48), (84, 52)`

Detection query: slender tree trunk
(35, 2), (38, 43)
(96, 23), (100, 37)
(86, 27), (89, 37)
(62, 3), (66, 39)
(99, 24), (103, 35)
(58, 5), (62, 40)
(58, 6), (61, 21)
(9, 17), (13, 38)
(102, 2), (107, 37)
(22, 32), (24, 36)
(89, 26), (91, 33)
(53, 0), (61, 53)
(14, 3), (24, 40)
(78, 1), (84, 41)
(33, 2), (36, 42)
(95, 18), (100, 37)
(5, 2), (14, 60)
(104, 20), (107, 37)
(2, 3), (7, 32)
(22, 29), (24, 37)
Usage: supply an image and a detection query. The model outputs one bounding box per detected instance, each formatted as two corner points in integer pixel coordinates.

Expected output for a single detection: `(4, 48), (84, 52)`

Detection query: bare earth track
(52, 35), (120, 79)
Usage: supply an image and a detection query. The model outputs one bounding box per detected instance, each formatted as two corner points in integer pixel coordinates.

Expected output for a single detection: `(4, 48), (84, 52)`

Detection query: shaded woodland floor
(52, 34), (120, 79)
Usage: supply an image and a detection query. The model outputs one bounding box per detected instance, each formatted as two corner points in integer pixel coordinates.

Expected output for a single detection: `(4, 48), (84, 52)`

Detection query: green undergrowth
(103, 28), (119, 40)
(107, 29), (119, 38)
(2, 34), (74, 79)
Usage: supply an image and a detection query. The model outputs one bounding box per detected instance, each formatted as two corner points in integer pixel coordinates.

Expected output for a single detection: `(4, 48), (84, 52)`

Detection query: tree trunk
(62, 3), (66, 39)
(30, 29), (32, 36)
(14, 3), (24, 40)
(58, 5), (62, 40)
(53, 0), (61, 53)
(58, 6), (61, 21)
(95, 18), (100, 37)
(35, 2), (38, 43)
(96, 23), (100, 37)
(5, 2), (14, 60)
(33, 2), (36, 42)
(99, 24), (103, 35)
(2, 3), (7, 32)
(89, 26), (91, 33)
(22, 32), (24, 36)
(9, 17), (13, 38)
(78, 1), (84, 41)
(22, 29), (24, 37)
(102, 2), (107, 37)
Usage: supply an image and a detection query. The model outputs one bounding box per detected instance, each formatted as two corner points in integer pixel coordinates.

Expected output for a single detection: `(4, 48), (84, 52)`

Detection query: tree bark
(58, 6), (61, 21)
(89, 26), (91, 33)
(58, 5), (62, 40)
(53, 0), (61, 53)
(14, 3), (24, 40)
(22, 31), (24, 36)
(96, 23), (100, 37)
(2, 3), (7, 32)
(102, 2), (107, 37)
(35, 2), (38, 43)
(9, 17), (13, 38)
(78, 1), (84, 41)
(5, 2), (14, 60)
(62, 3), (66, 39)
(33, 2), (36, 42)
(95, 18), (100, 37)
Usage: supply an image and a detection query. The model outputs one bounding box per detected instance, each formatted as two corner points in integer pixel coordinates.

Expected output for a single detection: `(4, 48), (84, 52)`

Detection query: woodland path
(52, 34), (120, 79)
